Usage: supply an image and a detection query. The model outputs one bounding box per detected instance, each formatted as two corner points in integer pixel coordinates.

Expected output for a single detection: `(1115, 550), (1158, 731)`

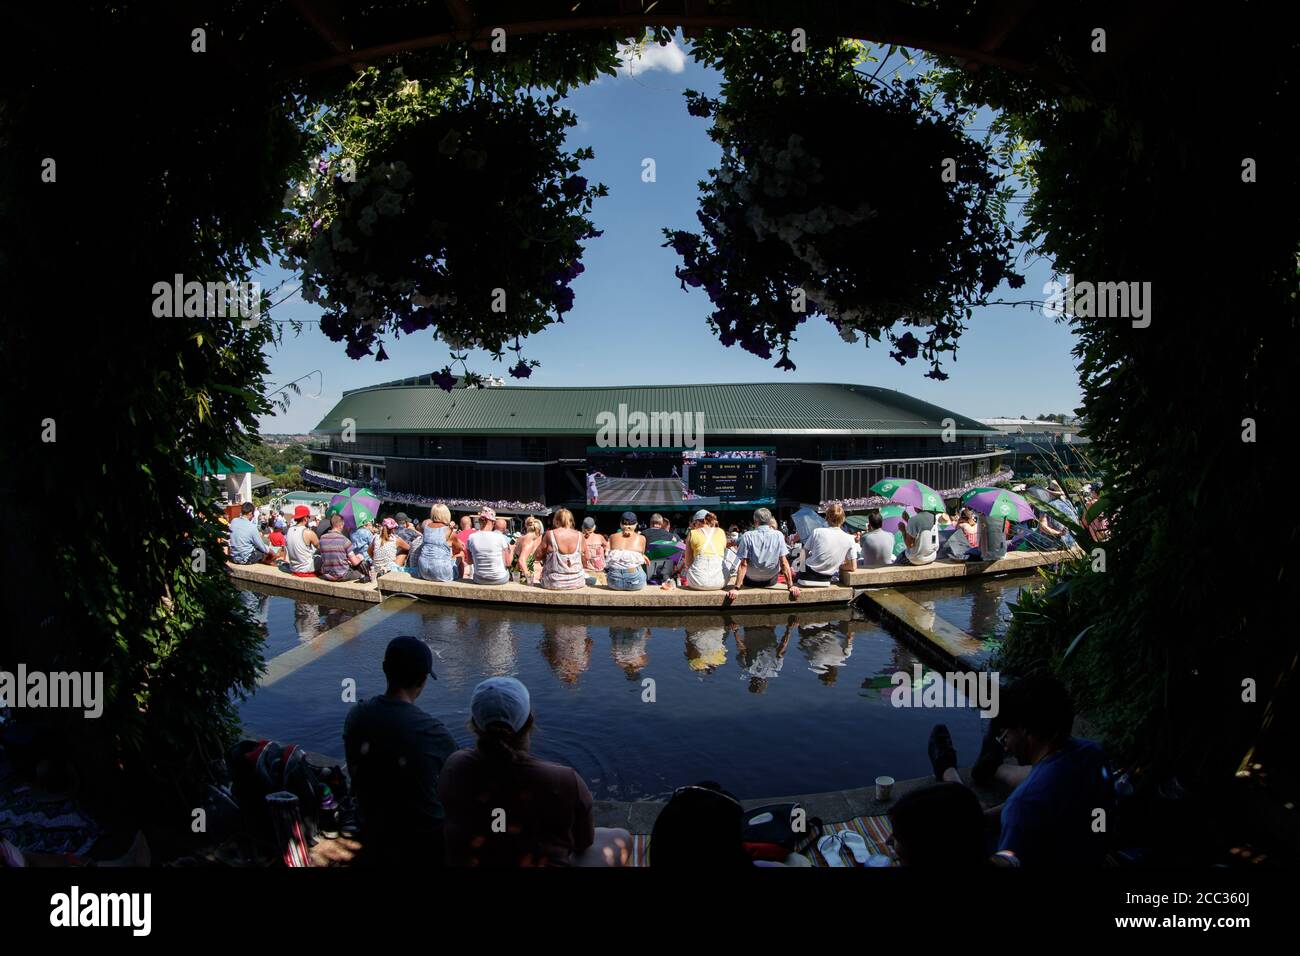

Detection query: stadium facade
(307, 377), (1006, 515)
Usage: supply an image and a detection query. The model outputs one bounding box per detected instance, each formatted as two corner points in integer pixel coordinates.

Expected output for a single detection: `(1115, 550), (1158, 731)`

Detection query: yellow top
(688, 527), (725, 558)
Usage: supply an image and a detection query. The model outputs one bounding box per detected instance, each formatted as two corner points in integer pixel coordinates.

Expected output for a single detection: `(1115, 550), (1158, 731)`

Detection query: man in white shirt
(902, 510), (940, 566)
(799, 502), (858, 586)
(464, 508), (513, 585)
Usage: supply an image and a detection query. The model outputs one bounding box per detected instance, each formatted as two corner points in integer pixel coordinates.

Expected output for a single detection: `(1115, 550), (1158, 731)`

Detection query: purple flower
(561, 175), (588, 199)
(509, 360), (532, 379)
(376, 342), (389, 362)
(895, 332), (920, 359)
(553, 286), (575, 313)
(312, 219), (323, 231)
(432, 367), (457, 391)
(774, 354), (796, 371)
(399, 307), (434, 335)
(1007, 273), (1026, 289)
(345, 338), (372, 360)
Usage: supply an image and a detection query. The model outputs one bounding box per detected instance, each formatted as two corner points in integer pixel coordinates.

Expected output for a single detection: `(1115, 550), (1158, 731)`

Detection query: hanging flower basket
(665, 33), (1022, 378)
(284, 71), (605, 383)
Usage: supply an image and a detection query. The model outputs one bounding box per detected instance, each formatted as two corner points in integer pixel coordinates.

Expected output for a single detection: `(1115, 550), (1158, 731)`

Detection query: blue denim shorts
(606, 566), (647, 591)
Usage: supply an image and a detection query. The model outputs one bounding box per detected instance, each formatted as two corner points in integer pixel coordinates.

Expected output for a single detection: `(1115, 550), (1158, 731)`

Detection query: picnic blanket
(629, 812), (896, 867)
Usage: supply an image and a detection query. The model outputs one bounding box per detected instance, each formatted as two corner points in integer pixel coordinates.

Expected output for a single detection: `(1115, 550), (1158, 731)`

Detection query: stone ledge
(844, 548), (1072, 588)
(226, 562), (382, 603)
(378, 575), (854, 610)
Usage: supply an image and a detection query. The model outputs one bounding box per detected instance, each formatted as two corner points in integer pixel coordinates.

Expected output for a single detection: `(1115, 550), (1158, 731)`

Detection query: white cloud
(616, 38), (687, 76)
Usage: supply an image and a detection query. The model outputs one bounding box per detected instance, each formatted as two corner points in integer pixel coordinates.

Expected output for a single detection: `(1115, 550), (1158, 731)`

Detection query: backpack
(741, 802), (820, 861)
(227, 739), (329, 843)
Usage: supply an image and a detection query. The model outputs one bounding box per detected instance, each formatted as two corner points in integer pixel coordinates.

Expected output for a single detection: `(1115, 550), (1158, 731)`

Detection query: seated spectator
(282, 505), (319, 577)
(800, 502), (857, 586)
(343, 636), (457, 867)
(463, 508), (514, 586)
(683, 510), (727, 590)
(971, 512), (1009, 561)
(650, 781), (753, 868)
(858, 511), (897, 568)
(229, 501), (278, 565)
(1082, 486), (1110, 542)
(416, 503), (462, 582)
(900, 509), (940, 566)
(369, 518), (410, 576)
(513, 515), (545, 584)
(956, 508), (980, 548)
(393, 512), (421, 566)
(350, 520), (376, 567)
(604, 512), (648, 590)
(580, 517), (607, 572)
(533, 509), (591, 590)
(454, 515), (475, 550)
(888, 783), (988, 867)
(642, 513), (679, 550)
(927, 673), (1113, 867)
(318, 513), (371, 582)
(727, 507), (800, 599)
(722, 530), (741, 580)
(313, 511), (333, 539)
(267, 517), (287, 550)
(439, 677), (630, 867)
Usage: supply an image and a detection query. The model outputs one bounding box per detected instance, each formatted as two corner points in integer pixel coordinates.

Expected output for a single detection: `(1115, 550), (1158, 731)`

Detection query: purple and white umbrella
(960, 487), (1035, 523)
(327, 487), (381, 534)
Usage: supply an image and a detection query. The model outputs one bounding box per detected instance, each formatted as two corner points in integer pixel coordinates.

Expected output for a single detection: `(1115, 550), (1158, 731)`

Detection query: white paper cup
(875, 775), (895, 801)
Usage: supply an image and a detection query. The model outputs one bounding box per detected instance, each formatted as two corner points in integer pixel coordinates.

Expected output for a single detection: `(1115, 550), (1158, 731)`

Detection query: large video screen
(585, 447), (777, 510)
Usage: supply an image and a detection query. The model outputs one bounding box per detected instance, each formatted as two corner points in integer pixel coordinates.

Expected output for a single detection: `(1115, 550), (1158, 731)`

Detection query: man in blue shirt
(928, 673), (1112, 866)
(228, 502), (275, 565)
(727, 507), (800, 598)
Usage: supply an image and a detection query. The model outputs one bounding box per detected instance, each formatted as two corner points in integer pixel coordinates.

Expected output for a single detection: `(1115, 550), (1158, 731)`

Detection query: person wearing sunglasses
(927, 672), (1112, 866)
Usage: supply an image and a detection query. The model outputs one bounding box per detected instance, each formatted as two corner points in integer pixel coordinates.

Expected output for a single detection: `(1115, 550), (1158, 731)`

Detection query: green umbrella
(870, 477), (946, 512)
(327, 487), (381, 534)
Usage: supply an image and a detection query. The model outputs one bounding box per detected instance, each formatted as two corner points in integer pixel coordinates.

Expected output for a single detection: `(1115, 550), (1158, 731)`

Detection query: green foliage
(665, 30), (1021, 377)
(1, 2), (308, 817)
(928, 3), (1300, 783)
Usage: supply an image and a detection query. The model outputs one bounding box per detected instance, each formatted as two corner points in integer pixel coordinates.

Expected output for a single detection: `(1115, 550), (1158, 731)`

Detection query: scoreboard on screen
(685, 449), (775, 504)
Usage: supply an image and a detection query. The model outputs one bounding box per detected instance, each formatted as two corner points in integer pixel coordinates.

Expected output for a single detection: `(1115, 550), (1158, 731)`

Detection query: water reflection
(239, 594), (994, 798)
(540, 622), (593, 685)
(608, 626), (651, 680)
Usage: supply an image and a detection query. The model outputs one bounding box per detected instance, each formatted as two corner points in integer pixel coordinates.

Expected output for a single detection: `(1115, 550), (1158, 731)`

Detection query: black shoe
(928, 724), (958, 782)
(971, 723), (1006, 786)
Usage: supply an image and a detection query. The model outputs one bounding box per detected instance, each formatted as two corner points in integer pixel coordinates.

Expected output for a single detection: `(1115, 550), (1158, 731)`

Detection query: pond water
(235, 581), (1034, 801)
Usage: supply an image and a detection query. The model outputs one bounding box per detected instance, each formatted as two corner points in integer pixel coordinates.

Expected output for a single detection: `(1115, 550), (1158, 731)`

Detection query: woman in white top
(604, 512), (648, 591)
(533, 509), (590, 590)
(369, 518), (407, 575)
(800, 502), (858, 586)
(683, 510), (726, 590)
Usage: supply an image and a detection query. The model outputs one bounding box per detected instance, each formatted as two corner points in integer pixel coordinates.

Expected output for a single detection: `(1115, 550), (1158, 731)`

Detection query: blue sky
(255, 39), (1081, 434)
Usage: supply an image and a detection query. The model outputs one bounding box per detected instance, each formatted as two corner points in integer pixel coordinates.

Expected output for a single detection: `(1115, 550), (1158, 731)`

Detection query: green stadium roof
(312, 382), (996, 438)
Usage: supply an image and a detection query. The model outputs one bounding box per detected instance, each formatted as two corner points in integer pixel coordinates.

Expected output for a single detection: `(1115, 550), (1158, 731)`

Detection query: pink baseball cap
(381, 517), (397, 529)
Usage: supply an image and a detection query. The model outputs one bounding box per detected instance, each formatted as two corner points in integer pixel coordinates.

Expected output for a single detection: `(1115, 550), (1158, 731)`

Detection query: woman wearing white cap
(682, 510), (726, 590)
(438, 677), (630, 867)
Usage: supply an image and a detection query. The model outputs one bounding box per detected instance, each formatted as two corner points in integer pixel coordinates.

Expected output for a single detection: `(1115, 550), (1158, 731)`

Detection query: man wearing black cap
(342, 635), (458, 866)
